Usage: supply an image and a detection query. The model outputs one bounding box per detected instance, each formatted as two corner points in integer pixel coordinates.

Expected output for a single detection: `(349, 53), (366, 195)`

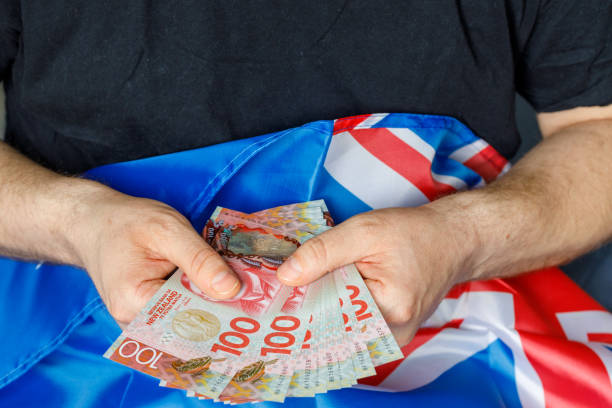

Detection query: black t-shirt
(1, 1), (611, 174)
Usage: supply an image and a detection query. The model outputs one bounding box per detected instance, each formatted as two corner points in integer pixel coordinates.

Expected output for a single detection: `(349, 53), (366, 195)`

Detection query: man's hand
(277, 108), (612, 347)
(71, 190), (241, 324)
(0, 141), (240, 324)
(277, 207), (476, 346)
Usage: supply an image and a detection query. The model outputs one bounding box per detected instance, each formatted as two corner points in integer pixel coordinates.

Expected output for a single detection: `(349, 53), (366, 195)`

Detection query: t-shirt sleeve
(516, 0), (612, 113)
(0, 0), (20, 81)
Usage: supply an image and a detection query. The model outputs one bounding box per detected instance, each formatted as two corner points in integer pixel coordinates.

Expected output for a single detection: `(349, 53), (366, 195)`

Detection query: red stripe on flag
(507, 268), (605, 317)
(333, 114), (374, 134)
(358, 319), (464, 386)
(519, 334), (612, 407)
(463, 145), (508, 182)
(447, 269), (611, 405)
(349, 128), (456, 201)
(508, 268), (612, 407)
(588, 333), (612, 343)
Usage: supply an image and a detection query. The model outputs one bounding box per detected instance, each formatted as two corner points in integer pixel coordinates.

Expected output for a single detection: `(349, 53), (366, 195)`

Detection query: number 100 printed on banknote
(105, 268), (292, 398)
(104, 201), (403, 403)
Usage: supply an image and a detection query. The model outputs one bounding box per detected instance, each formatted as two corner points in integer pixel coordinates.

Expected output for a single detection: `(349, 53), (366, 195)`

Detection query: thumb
(154, 221), (241, 299)
(277, 220), (369, 286)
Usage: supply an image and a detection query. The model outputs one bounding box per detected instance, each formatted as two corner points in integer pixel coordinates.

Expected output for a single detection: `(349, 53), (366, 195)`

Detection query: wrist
(47, 177), (120, 267)
(428, 185), (558, 283)
(424, 192), (485, 284)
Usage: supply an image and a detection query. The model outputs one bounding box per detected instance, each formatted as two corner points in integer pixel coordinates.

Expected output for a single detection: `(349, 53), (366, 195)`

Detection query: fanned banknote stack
(104, 200), (403, 403)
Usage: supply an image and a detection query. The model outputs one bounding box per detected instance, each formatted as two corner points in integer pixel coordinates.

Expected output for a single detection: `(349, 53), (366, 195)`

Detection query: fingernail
(211, 270), (239, 295)
(278, 257), (302, 283)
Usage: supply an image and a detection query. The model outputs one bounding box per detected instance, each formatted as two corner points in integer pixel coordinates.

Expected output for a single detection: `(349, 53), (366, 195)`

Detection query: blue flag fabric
(1, 113), (610, 407)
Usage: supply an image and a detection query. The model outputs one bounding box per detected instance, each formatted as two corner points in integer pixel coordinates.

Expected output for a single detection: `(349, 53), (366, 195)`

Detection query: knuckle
(144, 215), (173, 235)
(388, 293), (419, 325)
(107, 298), (131, 323)
(189, 247), (220, 278)
(158, 206), (189, 224)
(155, 212), (181, 229)
(387, 302), (416, 325)
(145, 210), (189, 236)
(113, 310), (132, 324)
(350, 213), (388, 236)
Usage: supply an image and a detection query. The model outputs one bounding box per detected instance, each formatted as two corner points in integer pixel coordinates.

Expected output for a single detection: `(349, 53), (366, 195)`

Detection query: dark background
(0, 88), (609, 309)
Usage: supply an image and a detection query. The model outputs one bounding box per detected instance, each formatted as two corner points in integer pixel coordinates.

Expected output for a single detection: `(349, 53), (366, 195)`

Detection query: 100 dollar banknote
(207, 207), (322, 402)
(105, 201), (404, 403)
(105, 268), (292, 398)
(106, 206), (323, 400)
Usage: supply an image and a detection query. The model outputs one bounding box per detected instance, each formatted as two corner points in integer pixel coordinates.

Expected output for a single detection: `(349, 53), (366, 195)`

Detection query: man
(0, 0), (611, 374)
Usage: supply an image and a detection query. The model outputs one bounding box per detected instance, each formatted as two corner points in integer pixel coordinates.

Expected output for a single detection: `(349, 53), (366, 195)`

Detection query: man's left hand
(276, 206), (476, 346)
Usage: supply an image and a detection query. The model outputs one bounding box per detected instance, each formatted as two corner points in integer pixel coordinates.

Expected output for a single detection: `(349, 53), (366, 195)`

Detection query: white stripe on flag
(557, 311), (612, 386)
(431, 172), (468, 190)
(324, 131), (429, 209)
(387, 127), (436, 160)
(374, 326), (496, 392)
(355, 113), (388, 129)
(499, 162), (511, 178)
(371, 292), (545, 408)
(449, 139), (488, 163)
(474, 178), (486, 189)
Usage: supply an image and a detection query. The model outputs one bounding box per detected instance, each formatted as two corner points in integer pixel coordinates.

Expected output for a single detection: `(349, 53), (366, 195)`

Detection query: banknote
(217, 206), (330, 239)
(106, 269), (292, 398)
(107, 200), (404, 404)
(333, 264), (404, 366)
(285, 312), (318, 397)
(206, 208), (323, 402)
(208, 206), (336, 397)
(216, 279), (323, 403)
(253, 200), (332, 225)
(105, 334), (230, 392)
(212, 207), (338, 401)
(153, 205), (322, 402)
(207, 204), (402, 399)
(335, 277), (377, 379)
(107, 212), (303, 398)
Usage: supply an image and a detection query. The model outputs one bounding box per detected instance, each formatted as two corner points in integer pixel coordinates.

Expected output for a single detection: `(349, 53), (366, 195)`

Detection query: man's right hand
(71, 189), (241, 323)
(0, 141), (240, 324)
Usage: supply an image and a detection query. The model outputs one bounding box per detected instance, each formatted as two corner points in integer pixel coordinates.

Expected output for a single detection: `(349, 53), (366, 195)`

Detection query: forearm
(0, 142), (111, 265)
(431, 119), (612, 281)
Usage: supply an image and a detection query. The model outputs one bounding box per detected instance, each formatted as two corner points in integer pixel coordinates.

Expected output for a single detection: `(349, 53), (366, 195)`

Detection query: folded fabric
(0, 113), (610, 407)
